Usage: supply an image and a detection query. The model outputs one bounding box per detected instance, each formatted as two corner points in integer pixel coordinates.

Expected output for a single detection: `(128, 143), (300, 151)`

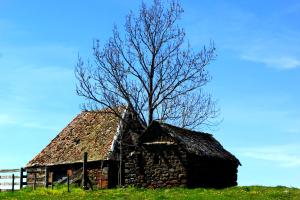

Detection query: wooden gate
(0, 168), (27, 192)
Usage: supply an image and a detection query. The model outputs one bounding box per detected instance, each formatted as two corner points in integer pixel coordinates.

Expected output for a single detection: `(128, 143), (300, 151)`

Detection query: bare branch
(75, 0), (218, 130)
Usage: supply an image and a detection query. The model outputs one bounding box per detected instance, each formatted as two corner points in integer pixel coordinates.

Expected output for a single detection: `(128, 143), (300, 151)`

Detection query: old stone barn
(26, 109), (240, 189)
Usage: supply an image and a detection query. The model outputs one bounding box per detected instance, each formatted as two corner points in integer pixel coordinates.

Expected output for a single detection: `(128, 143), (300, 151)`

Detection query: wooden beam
(33, 173), (37, 190)
(0, 182), (20, 186)
(0, 169), (19, 173)
(82, 152), (88, 190)
(20, 167), (24, 189)
(12, 174), (15, 192)
(67, 174), (70, 193)
(0, 175), (20, 179)
(45, 167), (49, 188)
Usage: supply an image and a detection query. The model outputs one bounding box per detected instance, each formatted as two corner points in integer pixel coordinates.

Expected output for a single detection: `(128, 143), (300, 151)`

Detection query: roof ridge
(159, 121), (212, 136)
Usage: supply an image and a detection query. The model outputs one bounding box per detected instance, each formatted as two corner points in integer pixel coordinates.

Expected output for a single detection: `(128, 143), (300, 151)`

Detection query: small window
(153, 154), (160, 165)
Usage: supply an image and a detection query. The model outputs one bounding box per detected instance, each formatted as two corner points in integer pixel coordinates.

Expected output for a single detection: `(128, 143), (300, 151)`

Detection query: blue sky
(0, 0), (300, 187)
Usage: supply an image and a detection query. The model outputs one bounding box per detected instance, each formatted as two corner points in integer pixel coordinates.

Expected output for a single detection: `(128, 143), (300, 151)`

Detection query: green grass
(0, 186), (299, 200)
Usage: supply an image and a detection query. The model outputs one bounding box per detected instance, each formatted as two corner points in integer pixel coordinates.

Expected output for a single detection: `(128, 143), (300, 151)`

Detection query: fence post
(45, 167), (49, 188)
(20, 168), (24, 189)
(51, 173), (54, 190)
(67, 174), (70, 192)
(12, 174), (15, 192)
(33, 173), (37, 190)
(82, 152), (88, 190)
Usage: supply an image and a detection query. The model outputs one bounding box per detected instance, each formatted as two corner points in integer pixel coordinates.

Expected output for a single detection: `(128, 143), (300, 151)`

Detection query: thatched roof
(141, 121), (240, 165)
(26, 110), (121, 167)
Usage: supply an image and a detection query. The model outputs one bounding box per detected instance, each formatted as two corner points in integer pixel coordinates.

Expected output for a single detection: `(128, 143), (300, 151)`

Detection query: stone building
(26, 108), (240, 189)
(122, 121), (240, 188)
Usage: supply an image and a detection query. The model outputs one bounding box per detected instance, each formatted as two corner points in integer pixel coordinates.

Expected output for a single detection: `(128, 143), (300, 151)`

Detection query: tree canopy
(75, 0), (218, 129)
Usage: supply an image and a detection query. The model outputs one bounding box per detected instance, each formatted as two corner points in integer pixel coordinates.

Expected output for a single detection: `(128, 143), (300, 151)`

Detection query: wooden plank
(12, 174), (15, 192)
(27, 177), (45, 182)
(33, 173), (37, 190)
(45, 167), (49, 188)
(99, 179), (108, 189)
(83, 152), (88, 190)
(27, 173), (45, 177)
(67, 175), (70, 192)
(26, 168), (45, 173)
(27, 181), (45, 184)
(0, 182), (20, 186)
(26, 171), (39, 174)
(20, 167), (24, 189)
(26, 182), (45, 186)
(0, 169), (19, 173)
(0, 175), (20, 179)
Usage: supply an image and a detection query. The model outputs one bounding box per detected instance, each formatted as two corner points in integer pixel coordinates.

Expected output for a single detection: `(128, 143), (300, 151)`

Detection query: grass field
(0, 186), (299, 200)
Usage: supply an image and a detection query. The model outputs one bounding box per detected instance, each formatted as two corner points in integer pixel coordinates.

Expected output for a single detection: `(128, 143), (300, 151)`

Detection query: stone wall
(122, 143), (239, 188)
(123, 144), (188, 188)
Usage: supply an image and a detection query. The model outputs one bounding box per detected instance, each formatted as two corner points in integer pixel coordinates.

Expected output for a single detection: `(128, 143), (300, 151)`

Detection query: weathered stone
(142, 183), (148, 187)
(125, 163), (134, 168)
(169, 168), (175, 172)
(169, 180), (178, 184)
(180, 179), (187, 184)
(178, 174), (186, 179)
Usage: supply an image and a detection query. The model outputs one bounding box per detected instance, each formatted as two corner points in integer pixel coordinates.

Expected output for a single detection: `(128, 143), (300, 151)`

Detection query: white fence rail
(0, 168), (27, 192)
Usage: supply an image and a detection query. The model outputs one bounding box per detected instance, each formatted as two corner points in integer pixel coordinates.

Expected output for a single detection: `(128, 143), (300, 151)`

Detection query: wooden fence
(0, 167), (69, 192)
(26, 167), (55, 189)
(0, 168), (27, 192)
(0, 153), (90, 192)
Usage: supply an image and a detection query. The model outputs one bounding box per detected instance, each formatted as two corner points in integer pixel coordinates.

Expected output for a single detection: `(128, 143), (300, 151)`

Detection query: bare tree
(75, 0), (218, 129)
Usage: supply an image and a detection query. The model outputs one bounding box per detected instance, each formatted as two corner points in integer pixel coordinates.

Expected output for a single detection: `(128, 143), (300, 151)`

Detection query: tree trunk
(148, 107), (153, 125)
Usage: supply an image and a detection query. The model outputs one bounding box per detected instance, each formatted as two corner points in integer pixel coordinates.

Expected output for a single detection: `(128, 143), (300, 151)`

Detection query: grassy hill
(0, 186), (299, 200)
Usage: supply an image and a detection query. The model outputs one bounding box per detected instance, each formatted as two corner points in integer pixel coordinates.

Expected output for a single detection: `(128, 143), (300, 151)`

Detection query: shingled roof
(26, 110), (122, 167)
(141, 121), (240, 165)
